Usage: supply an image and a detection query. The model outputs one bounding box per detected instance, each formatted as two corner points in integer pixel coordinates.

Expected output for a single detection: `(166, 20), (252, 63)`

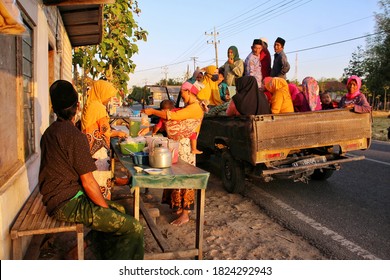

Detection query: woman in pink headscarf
(301, 77), (322, 111)
(338, 75), (371, 113)
(288, 83), (310, 112)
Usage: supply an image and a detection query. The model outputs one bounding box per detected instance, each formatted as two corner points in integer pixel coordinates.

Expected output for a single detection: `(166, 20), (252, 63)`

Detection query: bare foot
(191, 149), (203, 154)
(172, 209), (183, 215)
(170, 210), (190, 226)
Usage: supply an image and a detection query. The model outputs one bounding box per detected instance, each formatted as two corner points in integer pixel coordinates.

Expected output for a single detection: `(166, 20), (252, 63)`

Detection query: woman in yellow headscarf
(81, 80), (127, 199)
(198, 65), (223, 106)
(82, 80), (127, 156)
(263, 77), (294, 114)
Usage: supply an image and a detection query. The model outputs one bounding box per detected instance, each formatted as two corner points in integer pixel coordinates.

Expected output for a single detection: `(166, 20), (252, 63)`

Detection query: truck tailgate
(254, 109), (371, 163)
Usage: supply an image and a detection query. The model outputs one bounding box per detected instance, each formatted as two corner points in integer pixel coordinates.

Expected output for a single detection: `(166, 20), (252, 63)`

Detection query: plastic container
(129, 117), (141, 137)
(145, 135), (168, 148)
(120, 141), (145, 154)
(168, 139), (179, 164)
(133, 152), (149, 165)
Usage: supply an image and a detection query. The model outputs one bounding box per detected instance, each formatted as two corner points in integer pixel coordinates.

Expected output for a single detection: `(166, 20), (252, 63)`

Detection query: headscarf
(263, 76), (275, 92)
(302, 77), (320, 111)
(198, 65), (222, 105)
(288, 83), (299, 100)
(233, 76), (271, 115)
(187, 68), (202, 84)
(228, 46), (240, 61)
(181, 81), (200, 95)
(346, 75), (362, 100)
(81, 80), (117, 131)
(288, 83), (310, 112)
(263, 77), (294, 114)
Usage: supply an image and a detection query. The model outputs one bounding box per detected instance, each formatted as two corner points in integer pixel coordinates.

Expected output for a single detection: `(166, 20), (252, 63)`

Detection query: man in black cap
(270, 36), (290, 79)
(244, 39), (264, 88)
(39, 80), (144, 259)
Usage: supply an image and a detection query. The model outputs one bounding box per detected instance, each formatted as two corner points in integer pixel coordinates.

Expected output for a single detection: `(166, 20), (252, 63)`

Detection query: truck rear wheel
(221, 151), (245, 193)
(311, 168), (334, 180)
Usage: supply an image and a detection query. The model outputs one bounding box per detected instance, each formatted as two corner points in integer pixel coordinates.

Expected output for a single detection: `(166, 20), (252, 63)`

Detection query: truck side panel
(254, 109), (371, 163)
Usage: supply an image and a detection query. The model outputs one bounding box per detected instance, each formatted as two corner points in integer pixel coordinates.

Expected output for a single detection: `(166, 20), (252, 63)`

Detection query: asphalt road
(198, 140), (390, 260)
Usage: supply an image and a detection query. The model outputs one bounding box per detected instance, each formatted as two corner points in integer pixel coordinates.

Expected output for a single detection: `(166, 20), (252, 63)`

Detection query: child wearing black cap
(270, 36), (290, 80)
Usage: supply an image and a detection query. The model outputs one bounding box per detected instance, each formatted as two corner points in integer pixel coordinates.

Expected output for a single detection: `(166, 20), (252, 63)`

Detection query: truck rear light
(346, 143), (359, 151)
(265, 153), (282, 159)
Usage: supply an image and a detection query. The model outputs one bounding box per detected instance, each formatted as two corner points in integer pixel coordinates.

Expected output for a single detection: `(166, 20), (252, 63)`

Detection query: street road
(199, 140), (390, 260)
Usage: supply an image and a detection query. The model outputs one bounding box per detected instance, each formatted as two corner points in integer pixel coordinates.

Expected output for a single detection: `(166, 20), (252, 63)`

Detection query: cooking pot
(149, 144), (172, 168)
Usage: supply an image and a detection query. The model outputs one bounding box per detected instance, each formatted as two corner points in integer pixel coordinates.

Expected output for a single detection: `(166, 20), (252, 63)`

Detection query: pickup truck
(197, 109), (372, 193)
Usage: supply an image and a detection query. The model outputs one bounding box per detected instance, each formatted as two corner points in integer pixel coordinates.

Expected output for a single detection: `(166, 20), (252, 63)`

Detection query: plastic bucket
(133, 152), (149, 165)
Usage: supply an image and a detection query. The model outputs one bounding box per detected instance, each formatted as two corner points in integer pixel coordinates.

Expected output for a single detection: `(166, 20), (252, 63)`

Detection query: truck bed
(198, 109), (372, 166)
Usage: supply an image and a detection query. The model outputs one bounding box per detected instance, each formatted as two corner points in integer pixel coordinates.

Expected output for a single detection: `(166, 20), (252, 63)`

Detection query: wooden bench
(10, 187), (84, 260)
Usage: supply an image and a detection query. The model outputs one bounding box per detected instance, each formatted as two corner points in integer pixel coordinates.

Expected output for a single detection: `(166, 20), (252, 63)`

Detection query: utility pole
(161, 66), (168, 86)
(185, 64), (190, 81)
(190, 56), (198, 72)
(205, 27), (220, 68)
(294, 53), (298, 82)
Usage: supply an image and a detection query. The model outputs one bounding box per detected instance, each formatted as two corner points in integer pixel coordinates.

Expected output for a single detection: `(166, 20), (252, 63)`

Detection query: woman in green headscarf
(223, 46), (244, 86)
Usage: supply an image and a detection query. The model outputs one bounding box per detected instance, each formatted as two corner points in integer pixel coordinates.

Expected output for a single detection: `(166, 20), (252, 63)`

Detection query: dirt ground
(37, 161), (327, 260)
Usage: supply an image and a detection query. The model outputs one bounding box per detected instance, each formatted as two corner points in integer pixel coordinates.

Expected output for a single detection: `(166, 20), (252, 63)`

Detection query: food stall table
(111, 138), (209, 260)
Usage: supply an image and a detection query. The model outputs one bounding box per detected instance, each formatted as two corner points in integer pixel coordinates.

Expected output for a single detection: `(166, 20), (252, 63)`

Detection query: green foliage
(342, 46), (367, 82)
(128, 86), (151, 103)
(343, 0), (390, 101)
(157, 78), (183, 86)
(73, 0), (148, 95)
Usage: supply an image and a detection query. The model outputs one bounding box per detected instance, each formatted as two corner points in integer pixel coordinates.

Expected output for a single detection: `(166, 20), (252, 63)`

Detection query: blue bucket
(133, 152), (149, 165)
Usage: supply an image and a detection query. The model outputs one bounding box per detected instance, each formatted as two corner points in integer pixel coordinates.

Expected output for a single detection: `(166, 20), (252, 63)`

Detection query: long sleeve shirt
(338, 94), (371, 113)
(223, 59), (244, 86)
(244, 52), (263, 88)
(270, 50), (290, 79)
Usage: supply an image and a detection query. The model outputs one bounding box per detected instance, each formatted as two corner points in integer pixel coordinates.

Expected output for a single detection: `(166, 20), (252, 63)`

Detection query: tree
(157, 78), (183, 86)
(73, 0), (148, 95)
(343, 0), (390, 104)
(365, 0), (390, 97)
(342, 46), (367, 82)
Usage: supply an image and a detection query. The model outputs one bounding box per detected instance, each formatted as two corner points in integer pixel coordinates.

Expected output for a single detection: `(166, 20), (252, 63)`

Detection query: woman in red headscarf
(338, 75), (371, 113)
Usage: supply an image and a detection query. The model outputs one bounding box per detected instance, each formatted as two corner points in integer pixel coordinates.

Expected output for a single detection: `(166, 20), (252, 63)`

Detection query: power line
(220, 0), (311, 40)
(288, 15), (374, 42)
(286, 31), (384, 54)
(135, 59), (189, 72)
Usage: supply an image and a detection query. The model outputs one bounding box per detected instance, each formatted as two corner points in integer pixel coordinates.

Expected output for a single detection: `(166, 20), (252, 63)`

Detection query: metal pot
(149, 145), (172, 168)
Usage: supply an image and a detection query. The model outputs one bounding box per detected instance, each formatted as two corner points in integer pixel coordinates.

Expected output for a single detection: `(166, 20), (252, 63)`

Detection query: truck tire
(311, 168), (334, 180)
(221, 151), (245, 193)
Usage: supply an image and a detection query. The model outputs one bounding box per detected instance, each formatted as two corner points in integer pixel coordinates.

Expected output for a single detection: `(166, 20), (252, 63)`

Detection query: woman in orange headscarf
(263, 77), (294, 114)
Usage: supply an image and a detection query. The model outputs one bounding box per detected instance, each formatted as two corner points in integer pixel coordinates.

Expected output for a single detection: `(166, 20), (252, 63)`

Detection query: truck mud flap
(261, 155), (365, 176)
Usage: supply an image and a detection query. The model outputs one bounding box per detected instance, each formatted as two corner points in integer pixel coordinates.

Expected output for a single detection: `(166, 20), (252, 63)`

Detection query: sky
(128, 0), (381, 87)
